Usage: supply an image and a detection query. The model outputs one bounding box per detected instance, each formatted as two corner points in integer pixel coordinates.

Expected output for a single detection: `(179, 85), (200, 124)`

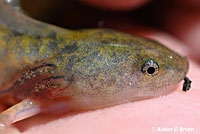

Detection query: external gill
(0, 63), (59, 96)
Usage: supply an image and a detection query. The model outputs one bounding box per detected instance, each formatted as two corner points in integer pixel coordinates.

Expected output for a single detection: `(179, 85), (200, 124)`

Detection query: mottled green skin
(0, 0), (188, 110)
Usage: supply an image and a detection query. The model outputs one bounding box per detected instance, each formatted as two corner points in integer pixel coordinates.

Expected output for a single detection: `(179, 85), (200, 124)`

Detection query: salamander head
(79, 29), (189, 98)
(68, 30), (189, 109)
(130, 39), (189, 99)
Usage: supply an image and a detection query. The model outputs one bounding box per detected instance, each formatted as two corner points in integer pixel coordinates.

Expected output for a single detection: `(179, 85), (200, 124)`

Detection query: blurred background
(20, 0), (200, 62)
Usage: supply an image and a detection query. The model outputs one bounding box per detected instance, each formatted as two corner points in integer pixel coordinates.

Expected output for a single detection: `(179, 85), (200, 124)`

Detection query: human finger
(78, 0), (150, 11)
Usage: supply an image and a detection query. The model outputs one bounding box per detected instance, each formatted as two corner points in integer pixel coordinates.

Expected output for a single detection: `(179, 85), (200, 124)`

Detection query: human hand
(2, 0), (200, 133)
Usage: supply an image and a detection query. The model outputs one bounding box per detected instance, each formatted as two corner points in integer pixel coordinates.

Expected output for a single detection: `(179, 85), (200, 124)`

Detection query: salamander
(0, 0), (190, 133)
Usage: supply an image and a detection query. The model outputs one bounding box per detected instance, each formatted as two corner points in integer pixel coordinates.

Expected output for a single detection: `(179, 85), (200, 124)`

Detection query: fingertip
(175, 0), (200, 8)
(162, 7), (200, 61)
(78, 0), (150, 11)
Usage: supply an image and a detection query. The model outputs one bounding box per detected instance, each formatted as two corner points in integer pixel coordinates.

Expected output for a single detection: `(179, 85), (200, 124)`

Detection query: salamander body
(0, 0), (189, 133)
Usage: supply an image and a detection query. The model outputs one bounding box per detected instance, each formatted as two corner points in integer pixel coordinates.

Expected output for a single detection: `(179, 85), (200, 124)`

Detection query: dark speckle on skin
(46, 32), (57, 39)
(61, 41), (79, 54)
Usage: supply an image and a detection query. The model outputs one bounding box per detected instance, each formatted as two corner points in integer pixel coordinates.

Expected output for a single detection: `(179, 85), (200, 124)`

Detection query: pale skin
(1, 0), (200, 134)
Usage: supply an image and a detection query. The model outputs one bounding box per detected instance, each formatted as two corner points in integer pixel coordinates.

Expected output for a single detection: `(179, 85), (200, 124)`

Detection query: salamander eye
(141, 59), (159, 75)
